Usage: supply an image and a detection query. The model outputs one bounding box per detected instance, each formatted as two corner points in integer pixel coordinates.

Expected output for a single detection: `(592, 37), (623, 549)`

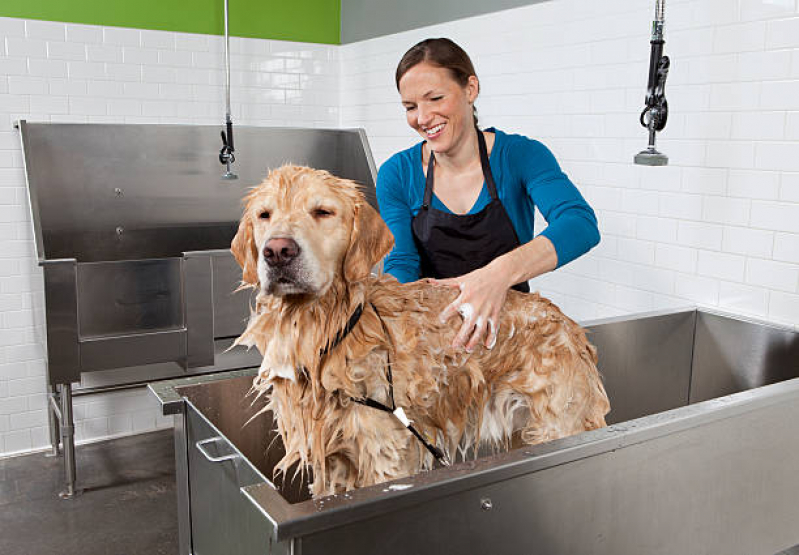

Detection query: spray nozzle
(219, 120), (238, 180)
(635, 0), (670, 166)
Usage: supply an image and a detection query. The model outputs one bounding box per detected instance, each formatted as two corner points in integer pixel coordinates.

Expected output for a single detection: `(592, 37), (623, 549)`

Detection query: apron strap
(475, 128), (499, 201)
(423, 146), (435, 209)
(422, 128), (498, 210)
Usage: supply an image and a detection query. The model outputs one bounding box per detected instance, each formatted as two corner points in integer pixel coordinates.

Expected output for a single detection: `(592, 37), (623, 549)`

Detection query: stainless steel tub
(19, 121), (378, 497)
(150, 307), (799, 555)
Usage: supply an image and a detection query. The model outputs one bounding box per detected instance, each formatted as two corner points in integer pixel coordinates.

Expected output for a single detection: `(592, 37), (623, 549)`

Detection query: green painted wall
(1, 0), (340, 44)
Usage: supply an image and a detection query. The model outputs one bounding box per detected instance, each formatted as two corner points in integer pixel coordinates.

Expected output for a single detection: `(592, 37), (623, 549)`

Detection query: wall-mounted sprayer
(219, 0), (237, 180)
(635, 0), (670, 166)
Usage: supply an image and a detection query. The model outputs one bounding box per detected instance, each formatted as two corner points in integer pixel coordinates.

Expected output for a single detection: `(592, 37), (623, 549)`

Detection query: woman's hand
(429, 236), (557, 352)
(433, 258), (514, 352)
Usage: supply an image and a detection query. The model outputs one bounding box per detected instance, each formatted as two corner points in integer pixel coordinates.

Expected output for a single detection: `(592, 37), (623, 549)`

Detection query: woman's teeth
(426, 123), (445, 136)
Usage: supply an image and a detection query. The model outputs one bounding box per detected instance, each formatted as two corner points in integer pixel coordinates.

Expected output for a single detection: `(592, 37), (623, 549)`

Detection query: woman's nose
(416, 104), (432, 126)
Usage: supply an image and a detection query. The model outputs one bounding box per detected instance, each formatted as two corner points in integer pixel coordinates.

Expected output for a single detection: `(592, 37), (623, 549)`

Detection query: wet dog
(231, 165), (610, 497)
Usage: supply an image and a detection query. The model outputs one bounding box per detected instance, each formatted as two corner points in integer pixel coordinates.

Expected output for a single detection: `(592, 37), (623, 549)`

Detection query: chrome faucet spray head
(220, 117), (237, 180)
(635, 0), (670, 166)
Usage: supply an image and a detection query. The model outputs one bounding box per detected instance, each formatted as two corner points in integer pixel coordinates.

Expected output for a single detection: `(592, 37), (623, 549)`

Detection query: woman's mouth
(424, 123), (445, 139)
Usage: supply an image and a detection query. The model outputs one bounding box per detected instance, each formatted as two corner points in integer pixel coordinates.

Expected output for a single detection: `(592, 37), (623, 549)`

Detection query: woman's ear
(343, 200), (395, 283)
(466, 74), (480, 103)
(231, 215), (259, 288)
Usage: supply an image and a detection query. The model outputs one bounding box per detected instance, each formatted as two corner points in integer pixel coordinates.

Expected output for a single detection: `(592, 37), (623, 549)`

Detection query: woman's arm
(376, 156), (421, 283)
(521, 140), (600, 268)
(437, 137), (599, 352)
(492, 234), (558, 284)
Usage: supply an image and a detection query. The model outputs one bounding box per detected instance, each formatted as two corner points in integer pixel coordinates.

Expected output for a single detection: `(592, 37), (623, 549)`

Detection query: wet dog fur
(231, 165), (610, 497)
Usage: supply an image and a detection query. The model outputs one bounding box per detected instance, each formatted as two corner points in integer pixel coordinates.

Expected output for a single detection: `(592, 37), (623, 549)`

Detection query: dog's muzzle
(262, 237), (311, 295)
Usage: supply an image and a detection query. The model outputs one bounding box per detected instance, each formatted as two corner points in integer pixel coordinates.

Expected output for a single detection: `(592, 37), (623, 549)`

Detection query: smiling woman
(376, 37), (601, 354)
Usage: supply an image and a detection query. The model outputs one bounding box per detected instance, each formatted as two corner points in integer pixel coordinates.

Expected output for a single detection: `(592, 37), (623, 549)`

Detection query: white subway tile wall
(0, 17), (339, 457)
(339, 0), (799, 327)
(2, 0), (799, 458)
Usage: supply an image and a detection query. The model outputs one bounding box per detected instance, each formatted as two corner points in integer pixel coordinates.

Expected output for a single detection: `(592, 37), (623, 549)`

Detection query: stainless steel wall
(20, 122), (377, 263)
(587, 310), (695, 425)
(690, 311), (799, 403)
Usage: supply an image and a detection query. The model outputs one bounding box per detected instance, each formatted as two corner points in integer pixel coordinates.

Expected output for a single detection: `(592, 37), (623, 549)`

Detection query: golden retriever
(232, 165), (610, 498)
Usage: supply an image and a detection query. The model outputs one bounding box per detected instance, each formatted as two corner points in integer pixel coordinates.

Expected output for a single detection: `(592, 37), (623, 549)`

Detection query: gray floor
(0, 429), (177, 555)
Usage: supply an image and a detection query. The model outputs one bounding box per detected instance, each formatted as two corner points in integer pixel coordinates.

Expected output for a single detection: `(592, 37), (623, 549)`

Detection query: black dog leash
(318, 303), (364, 358)
(350, 396), (450, 467)
(318, 301), (451, 467)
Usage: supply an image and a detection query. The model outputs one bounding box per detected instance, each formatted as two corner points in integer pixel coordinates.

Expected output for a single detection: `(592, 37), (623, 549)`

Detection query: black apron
(411, 129), (530, 293)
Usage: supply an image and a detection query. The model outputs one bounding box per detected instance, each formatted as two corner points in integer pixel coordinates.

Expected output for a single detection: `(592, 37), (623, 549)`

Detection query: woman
(376, 38), (599, 353)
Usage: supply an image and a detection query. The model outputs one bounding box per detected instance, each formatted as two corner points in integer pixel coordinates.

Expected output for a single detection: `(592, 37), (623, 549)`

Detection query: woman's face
(398, 61), (478, 155)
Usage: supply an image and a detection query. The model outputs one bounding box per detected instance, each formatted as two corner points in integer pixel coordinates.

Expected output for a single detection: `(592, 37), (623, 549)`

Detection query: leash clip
(430, 445), (451, 467)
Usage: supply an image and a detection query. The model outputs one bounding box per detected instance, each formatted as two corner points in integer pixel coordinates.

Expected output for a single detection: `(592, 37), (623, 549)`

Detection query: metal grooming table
(18, 121), (377, 498)
(151, 307), (799, 555)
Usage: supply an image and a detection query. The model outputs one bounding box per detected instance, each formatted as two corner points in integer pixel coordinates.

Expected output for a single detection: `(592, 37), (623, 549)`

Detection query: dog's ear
(231, 215), (259, 287)
(344, 200), (394, 283)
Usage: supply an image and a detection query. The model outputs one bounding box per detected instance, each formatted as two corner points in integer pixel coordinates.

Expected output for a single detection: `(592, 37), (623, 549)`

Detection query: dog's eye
(259, 210), (270, 220)
(312, 208), (334, 218)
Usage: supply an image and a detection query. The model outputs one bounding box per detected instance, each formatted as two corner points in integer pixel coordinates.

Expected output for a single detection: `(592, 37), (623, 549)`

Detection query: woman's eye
(431, 96), (443, 101)
(259, 211), (270, 220)
(404, 105), (416, 112)
(312, 208), (334, 218)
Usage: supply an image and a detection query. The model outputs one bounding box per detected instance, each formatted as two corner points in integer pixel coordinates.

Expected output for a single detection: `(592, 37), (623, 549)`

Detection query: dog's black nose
(264, 238), (300, 266)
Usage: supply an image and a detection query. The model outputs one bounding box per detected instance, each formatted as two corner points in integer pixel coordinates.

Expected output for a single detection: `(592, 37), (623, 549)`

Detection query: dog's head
(231, 165), (394, 297)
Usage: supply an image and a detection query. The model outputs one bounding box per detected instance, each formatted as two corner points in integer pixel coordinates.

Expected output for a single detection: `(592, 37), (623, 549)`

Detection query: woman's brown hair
(395, 38), (479, 127)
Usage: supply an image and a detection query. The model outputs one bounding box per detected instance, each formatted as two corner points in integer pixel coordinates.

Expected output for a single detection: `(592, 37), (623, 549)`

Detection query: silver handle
(195, 436), (240, 463)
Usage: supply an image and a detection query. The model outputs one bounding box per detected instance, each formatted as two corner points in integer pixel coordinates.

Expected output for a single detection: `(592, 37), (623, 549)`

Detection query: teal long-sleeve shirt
(376, 128), (600, 284)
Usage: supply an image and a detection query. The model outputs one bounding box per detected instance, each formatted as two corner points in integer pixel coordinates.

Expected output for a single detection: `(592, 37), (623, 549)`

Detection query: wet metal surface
(0, 430), (177, 555)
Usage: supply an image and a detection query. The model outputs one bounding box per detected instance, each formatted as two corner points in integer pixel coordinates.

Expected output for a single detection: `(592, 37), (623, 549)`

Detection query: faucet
(635, 0), (670, 166)
(219, 0), (238, 180)
(220, 118), (237, 180)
